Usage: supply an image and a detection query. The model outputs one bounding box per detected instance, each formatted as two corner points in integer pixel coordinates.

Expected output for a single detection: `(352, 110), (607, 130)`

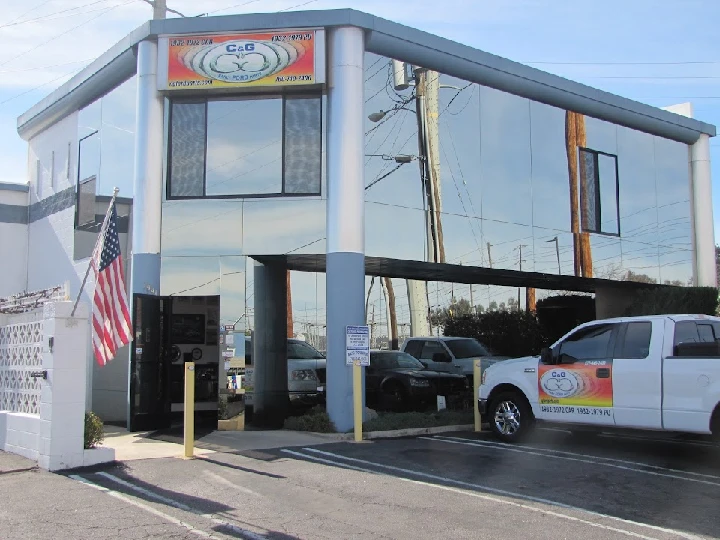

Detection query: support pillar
(252, 262), (289, 428)
(691, 134), (716, 287)
(326, 26), (365, 433)
(129, 39), (164, 296)
(127, 40), (164, 427)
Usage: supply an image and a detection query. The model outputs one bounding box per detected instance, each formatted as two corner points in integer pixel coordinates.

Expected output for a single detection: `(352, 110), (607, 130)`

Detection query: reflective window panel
(169, 101), (206, 197)
(206, 97), (282, 196)
(284, 95), (322, 194)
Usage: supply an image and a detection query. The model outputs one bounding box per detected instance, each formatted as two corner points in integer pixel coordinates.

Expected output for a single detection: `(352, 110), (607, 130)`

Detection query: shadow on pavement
(198, 455), (286, 479)
(277, 428), (720, 539)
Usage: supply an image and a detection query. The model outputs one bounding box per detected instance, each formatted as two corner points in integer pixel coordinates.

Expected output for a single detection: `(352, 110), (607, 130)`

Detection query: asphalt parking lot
(2, 428), (718, 539)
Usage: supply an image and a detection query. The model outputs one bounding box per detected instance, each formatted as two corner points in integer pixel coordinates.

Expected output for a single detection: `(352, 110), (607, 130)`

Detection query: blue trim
(0, 182), (29, 193)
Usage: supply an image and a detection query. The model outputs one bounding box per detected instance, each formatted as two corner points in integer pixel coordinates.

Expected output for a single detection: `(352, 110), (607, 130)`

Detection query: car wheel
(489, 392), (534, 443)
(382, 383), (408, 412)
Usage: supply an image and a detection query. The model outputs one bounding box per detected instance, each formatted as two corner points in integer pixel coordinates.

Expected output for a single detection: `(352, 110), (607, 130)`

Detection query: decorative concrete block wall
(0, 301), (115, 471)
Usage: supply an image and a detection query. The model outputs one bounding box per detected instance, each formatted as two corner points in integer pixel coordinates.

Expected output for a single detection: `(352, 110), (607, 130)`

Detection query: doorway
(129, 294), (221, 432)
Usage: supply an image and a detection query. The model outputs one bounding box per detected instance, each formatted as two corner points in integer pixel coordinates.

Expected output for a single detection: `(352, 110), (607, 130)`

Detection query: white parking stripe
(69, 475), (215, 538)
(424, 436), (720, 487)
(295, 447), (705, 540)
(91, 472), (266, 540)
(437, 435), (720, 480)
(281, 449), (663, 540)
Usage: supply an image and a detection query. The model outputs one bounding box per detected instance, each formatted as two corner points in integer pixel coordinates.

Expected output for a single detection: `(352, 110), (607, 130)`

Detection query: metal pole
(353, 361), (363, 441)
(71, 188), (119, 317)
(184, 361), (195, 458)
(153, 0), (166, 19)
(487, 243), (493, 269)
(473, 360), (482, 432)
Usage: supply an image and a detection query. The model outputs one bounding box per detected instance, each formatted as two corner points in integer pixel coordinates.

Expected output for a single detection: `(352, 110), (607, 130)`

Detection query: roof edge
(16, 9), (716, 143)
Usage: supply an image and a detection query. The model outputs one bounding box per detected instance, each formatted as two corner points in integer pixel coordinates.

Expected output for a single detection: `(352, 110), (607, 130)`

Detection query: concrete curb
(300, 424), (475, 441)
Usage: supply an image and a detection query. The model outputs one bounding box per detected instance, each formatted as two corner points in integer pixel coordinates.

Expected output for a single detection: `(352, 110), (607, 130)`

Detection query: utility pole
(486, 242), (493, 269)
(547, 236), (561, 274)
(517, 245), (526, 310)
(382, 277), (399, 350)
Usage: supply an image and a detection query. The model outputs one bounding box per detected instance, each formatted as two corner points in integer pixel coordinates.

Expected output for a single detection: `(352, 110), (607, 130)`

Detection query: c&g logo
(540, 369), (584, 399)
(178, 39), (307, 83)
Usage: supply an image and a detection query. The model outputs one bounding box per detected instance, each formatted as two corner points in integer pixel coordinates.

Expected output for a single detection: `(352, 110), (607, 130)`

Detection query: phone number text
(541, 405), (612, 417)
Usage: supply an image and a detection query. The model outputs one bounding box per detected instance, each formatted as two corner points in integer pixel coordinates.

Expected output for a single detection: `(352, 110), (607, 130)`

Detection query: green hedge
(444, 311), (549, 358)
(623, 286), (719, 317)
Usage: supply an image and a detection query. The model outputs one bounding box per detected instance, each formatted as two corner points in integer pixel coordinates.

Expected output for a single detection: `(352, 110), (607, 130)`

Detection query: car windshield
(445, 339), (493, 358)
(371, 352), (425, 370)
(287, 341), (325, 359)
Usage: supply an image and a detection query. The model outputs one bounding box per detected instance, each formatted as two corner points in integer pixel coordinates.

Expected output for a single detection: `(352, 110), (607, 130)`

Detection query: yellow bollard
(353, 361), (363, 442)
(473, 360), (482, 432)
(184, 362), (195, 458)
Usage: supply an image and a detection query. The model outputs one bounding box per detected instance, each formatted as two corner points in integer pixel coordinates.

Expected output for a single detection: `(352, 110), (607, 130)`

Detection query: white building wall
(0, 187), (28, 297)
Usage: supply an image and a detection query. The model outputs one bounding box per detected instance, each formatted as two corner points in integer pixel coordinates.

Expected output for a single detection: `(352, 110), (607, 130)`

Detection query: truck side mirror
(540, 347), (553, 364)
(432, 352), (451, 363)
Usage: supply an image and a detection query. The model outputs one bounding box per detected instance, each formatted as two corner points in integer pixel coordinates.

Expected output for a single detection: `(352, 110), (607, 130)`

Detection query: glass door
(129, 295), (172, 432)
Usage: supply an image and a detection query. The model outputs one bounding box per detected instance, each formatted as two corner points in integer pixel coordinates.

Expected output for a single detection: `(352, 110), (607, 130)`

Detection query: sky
(0, 0), (719, 235)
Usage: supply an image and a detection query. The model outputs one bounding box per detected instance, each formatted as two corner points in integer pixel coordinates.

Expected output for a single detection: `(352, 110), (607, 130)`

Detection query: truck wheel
(711, 407), (720, 443)
(489, 392), (534, 443)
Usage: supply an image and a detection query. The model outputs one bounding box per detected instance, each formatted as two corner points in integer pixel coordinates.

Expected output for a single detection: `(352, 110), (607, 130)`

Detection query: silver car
(244, 337), (326, 405)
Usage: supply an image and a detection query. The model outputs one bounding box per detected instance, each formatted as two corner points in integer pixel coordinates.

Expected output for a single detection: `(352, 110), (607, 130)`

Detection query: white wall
(0, 188), (28, 297)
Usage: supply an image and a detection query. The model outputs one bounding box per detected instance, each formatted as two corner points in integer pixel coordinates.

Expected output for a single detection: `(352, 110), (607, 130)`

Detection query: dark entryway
(129, 294), (221, 432)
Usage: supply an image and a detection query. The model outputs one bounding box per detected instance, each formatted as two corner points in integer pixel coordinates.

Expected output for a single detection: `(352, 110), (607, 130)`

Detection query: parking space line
(281, 449), (662, 540)
(423, 436), (720, 487)
(69, 475), (215, 538)
(437, 436), (720, 480)
(294, 447), (705, 540)
(90, 472), (266, 540)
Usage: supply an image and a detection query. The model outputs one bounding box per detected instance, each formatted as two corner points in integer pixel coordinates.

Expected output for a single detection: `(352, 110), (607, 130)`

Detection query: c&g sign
(158, 29), (325, 90)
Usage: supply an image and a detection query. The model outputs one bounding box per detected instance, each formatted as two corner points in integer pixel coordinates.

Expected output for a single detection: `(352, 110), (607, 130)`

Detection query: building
(1, 9), (715, 432)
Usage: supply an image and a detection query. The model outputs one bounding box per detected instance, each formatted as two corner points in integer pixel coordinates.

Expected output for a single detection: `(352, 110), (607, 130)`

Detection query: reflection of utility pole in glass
(547, 236), (561, 274)
(565, 111), (593, 278)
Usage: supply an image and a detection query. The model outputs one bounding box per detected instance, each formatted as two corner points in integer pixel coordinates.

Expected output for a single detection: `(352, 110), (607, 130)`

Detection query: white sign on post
(346, 325), (370, 366)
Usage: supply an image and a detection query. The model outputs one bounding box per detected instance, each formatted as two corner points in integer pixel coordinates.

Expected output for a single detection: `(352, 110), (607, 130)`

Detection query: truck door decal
(538, 360), (613, 416)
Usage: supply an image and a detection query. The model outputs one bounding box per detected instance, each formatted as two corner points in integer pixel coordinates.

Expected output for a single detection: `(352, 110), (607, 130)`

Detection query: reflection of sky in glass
(362, 52), (693, 286)
(205, 98), (282, 195)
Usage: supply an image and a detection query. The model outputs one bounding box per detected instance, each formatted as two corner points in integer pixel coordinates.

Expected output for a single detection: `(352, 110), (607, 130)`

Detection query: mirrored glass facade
(156, 51), (695, 352)
(363, 53), (694, 294)
(74, 76), (137, 260)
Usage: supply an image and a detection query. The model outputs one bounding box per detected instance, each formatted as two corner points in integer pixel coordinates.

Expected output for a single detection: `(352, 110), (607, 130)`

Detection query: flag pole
(71, 188), (120, 317)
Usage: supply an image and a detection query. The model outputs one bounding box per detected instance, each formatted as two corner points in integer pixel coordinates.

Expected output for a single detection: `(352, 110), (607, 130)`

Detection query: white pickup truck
(478, 315), (720, 443)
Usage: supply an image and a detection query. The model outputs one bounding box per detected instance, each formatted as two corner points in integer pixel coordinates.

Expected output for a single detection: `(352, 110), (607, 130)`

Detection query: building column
(326, 26), (365, 433)
(127, 40), (164, 426)
(252, 261), (289, 428)
(129, 39), (164, 296)
(691, 134), (716, 287)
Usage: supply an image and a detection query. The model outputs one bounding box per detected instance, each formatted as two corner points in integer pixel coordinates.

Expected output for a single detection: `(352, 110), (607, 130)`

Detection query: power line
(0, 0), (136, 69)
(205, 0), (261, 15)
(525, 60), (719, 66)
(2, 1), (55, 26)
(0, 0), (116, 30)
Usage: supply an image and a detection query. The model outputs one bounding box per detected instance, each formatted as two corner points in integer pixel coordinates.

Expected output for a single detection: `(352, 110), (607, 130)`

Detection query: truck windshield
(287, 341), (325, 359)
(445, 339), (492, 359)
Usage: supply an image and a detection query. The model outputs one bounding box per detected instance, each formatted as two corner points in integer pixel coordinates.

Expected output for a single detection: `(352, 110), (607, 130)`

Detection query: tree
(429, 297), (474, 328)
(488, 301), (498, 312)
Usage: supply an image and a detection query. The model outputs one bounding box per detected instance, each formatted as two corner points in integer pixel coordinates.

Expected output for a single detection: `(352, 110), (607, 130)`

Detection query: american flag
(92, 203), (131, 366)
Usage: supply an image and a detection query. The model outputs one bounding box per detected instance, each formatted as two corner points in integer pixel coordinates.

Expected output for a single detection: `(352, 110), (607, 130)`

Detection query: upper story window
(167, 94), (322, 199)
(578, 147), (620, 236)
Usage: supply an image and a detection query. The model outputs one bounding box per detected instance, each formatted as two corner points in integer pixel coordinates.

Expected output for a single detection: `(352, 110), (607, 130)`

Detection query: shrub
(283, 406), (336, 433)
(444, 310), (549, 358)
(363, 410), (473, 432)
(84, 412), (104, 449)
(623, 286), (719, 317)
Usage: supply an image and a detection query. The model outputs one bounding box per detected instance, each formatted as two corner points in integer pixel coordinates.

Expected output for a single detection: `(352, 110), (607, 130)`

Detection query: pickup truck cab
(478, 315), (720, 443)
(401, 336), (509, 381)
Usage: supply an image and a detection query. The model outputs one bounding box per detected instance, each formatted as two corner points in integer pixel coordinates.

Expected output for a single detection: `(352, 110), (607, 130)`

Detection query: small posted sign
(346, 325), (370, 366)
